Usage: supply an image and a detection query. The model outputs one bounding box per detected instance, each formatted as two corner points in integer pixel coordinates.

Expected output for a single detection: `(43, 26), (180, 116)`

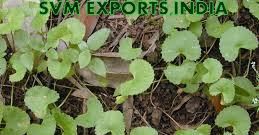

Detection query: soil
(0, 3), (259, 135)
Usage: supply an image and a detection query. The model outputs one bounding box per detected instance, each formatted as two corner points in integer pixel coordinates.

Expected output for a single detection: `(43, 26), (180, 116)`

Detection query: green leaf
(24, 86), (59, 119)
(0, 37), (7, 53)
(95, 111), (125, 135)
(215, 105), (251, 135)
(196, 124), (211, 135)
(219, 26), (258, 62)
(216, 0), (238, 13)
(114, 59), (154, 96)
(175, 129), (197, 135)
(87, 57), (106, 77)
(9, 53), (27, 82)
(46, 18), (85, 48)
(234, 77), (256, 104)
(60, 18), (85, 44)
(130, 127), (158, 135)
(76, 97), (104, 128)
(31, 4), (50, 31)
(174, 124), (211, 135)
(165, 61), (197, 85)
(20, 52), (34, 71)
(37, 60), (47, 73)
(78, 49), (91, 68)
(0, 8), (25, 34)
(186, 13), (204, 22)
(47, 59), (71, 80)
(87, 28), (110, 51)
(0, 101), (4, 122)
(183, 83), (200, 94)
(163, 15), (190, 32)
(205, 16), (234, 38)
(1, 106), (30, 135)
(78, 41), (88, 50)
(46, 49), (58, 60)
(189, 22), (202, 37)
(27, 115), (56, 135)
(209, 78), (235, 105)
(119, 37), (141, 60)
(0, 58), (7, 76)
(13, 30), (30, 51)
(59, 48), (79, 63)
(115, 96), (128, 104)
(255, 131), (259, 135)
(46, 26), (71, 49)
(29, 37), (45, 52)
(202, 58), (223, 83)
(243, 0), (259, 19)
(161, 31), (201, 62)
(223, 132), (233, 135)
(51, 108), (77, 135)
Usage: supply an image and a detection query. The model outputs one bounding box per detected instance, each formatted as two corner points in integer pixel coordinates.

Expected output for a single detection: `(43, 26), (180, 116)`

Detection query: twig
(109, 25), (129, 51)
(68, 77), (94, 98)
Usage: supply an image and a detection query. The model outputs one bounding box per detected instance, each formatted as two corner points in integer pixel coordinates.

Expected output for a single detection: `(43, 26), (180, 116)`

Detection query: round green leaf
(27, 115), (56, 135)
(59, 48), (79, 63)
(76, 97), (104, 128)
(130, 127), (158, 135)
(25, 86), (59, 118)
(216, 0), (238, 13)
(60, 18), (85, 44)
(243, 0), (259, 19)
(189, 22), (202, 37)
(19, 51), (34, 71)
(78, 49), (91, 69)
(219, 26), (258, 62)
(46, 49), (58, 60)
(31, 4), (50, 31)
(0, 58), (7, 76)
(0, 8), (25, 35)
(13, 30), (30, 51)
(87, 57), (106, 77)
(1, 106), (30, 135)
(196, 124), (211, 135)
(234, 77), (256, 104)
(209, 78), (235, 104)
(114, 59), (154, 96)
(183, 83), (200, 94)
(215, 105), (251, 135)
(37, 60), (47, 73)
(175, 129), (196, 135)
(119, 37), (141, 61)
(165, 61), (197, 85)
(0, 101), (4, 123)
(0, 37), (7, 53)
(87, 28), (111, 51)
(206, 16), (234, 38)
(202, 58), (223, 83)
(163, 15), (190, 31)
(51, 108), (77, 135)
(9, 53), (27, 82)
(95, 111), (125, 135)
(47, 59), (71, 80)
(162, 31), (201, 62)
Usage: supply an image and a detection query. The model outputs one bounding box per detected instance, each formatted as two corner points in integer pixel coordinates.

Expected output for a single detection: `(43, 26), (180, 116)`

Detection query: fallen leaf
(75, 3), (99, 39)
(78, 53), (132, 88)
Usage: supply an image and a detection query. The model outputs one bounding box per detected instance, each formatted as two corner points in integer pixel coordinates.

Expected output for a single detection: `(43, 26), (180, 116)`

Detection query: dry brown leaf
(75, 2), (99, 39)
(78, 53), (132, 88)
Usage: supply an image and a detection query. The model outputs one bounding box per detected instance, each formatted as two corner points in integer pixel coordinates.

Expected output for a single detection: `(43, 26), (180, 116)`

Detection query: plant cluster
(0, 0), (258, 135)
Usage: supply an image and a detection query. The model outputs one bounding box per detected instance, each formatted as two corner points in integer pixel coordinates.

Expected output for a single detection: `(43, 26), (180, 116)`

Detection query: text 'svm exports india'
(39, 1), (228, 16)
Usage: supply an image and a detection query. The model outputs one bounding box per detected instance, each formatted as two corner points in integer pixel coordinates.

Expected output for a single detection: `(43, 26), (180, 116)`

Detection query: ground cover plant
(0, 0), (258, 135)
